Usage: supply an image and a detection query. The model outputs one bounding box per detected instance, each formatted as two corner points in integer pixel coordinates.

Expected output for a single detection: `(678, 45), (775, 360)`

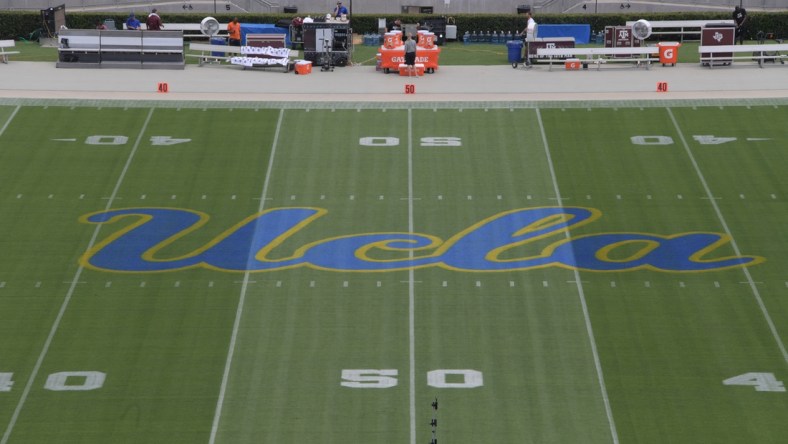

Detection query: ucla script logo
(79, 207), (762, 273)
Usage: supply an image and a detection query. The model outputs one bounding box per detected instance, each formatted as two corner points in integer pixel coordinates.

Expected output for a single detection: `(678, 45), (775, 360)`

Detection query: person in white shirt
(520, 11), (537, 66)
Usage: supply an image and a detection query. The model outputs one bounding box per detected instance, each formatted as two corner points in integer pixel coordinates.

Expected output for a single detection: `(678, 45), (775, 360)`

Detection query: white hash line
(0, 107), (155, 444)
(209, 108), (285, 444)
(536, 108), (619, 444)
(0, 105), (20, 138)
(667, 108), (788, 366)
(407, 108), (417, 444)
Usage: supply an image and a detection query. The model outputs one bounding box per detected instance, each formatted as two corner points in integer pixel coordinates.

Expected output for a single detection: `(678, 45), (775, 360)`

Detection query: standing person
(146, 8), (163, 31)
(228, 17), (241, 47)
(404, 33), (417, 77)
(125, 13), (141, 30)
(333, 1), (348, 18)
(520, 11), (537, 66)
(732, 5), (748, 45)
(96, 20), (108, 30)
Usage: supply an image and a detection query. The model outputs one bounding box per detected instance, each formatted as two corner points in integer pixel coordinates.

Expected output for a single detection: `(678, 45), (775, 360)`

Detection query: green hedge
(2, 10), (786, 42)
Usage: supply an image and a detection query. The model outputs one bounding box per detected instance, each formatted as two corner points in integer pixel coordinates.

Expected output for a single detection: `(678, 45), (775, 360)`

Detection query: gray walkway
(0, 60), (786, 103)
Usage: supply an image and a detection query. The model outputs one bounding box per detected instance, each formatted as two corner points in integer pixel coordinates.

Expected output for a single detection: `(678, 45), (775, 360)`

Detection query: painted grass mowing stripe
(666, 107), (788, 366)
(0, 107), (156, 444)
(209, 108), (286, 444)
(536, 108), (620, 444)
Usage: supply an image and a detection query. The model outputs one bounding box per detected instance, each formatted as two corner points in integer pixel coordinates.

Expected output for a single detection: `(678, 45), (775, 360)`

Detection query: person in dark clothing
(146, 9), (163, 31)
(733, 6), (748, 44)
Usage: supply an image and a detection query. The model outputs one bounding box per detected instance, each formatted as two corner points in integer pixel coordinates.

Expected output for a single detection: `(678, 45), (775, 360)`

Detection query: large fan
(632, 19), (652, 40)
(200, 17), (221, 37)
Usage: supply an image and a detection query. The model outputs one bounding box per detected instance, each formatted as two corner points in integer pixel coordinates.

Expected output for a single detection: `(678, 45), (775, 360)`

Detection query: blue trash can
(506, 40), (523, 68)
(211, 37), (226, 57)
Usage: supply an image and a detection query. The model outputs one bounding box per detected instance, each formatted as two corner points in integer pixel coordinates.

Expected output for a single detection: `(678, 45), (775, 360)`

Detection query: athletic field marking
(616, 194), (621, 200)
(668, 108), (788, 366)
(343, 281), (349, 287)
(646, 194), (652, 200)
(47, 194), (54, 199)
(139, 281), (146, 287)
(509, 281), (515, 287)
(34, 282), (41, 288)
(407, 108), (417, 444)
(442, 281), (448, 287)
(771, 194), (777, 200)
(476, 281), (482, 287)
(79, 194), (85, 199)
(679, 281), (685, 288)
(231, 195), (236, 200)
(740, 194), (745, 199)
(209, 108), (285, 444)
(0, 282), (4, 289)
(174, 281), (180, 288)
(209, 281), (214, 288)
(542, 280), (548, 287)
(714, 281), (720, 288)
(140, 194), (146, 199)
(536, 108), (619, 444)
(0, 107), (155, 444)
(0, 105), (20, 138)
(611, 281), (616, 288)
(16, 194), (21, 199)
(677, 194), (683, 199)
(171, 194), (177, 200)
(645, 281), (651, 288)
(105, 281), (111, 288)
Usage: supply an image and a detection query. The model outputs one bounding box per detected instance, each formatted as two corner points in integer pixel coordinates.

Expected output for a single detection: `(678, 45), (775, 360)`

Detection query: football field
(0, 99), (786, 443)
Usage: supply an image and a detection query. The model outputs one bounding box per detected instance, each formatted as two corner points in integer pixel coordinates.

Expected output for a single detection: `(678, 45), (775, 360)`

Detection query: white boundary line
(209, 108), (285, 444)
(0, 105), (20, 137)
(667, 107), (788, 365)
(407, 108), (417, 444)
(0, 107), (155, 444)
(536, 108), (620, 444)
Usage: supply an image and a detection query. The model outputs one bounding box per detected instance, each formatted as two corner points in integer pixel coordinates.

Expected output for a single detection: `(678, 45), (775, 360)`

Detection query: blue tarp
(240, 24), (290, 46)
(537, 24), (591, 44)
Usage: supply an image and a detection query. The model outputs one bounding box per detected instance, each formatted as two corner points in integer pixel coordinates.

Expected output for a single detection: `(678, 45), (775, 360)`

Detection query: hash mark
(379, 195), (384, 200)
(349, 195), (355, 200)
(467, 195), (473, 200)
(291, 195), (296, 200)
(542, 280), (548, 287)
(310, 281), (315, 287)
(679, 281), (685, 288)
(16, 194), (22, 199)
(586, 194), (591, 200)
(527, 195), (532, 200)
(442, 281), (448, 287)
(35, 281), (41, 288)
(771, 194), (777, 199)
(343, 281), (348, 287)
(714, 281), (720, 288)
(320, 195), (326, 200)
(105, 281), (112, 288)
(231, 195), (236, 200)
(174, 281), (180, 288)
(616, 194), (621, 200)
(437, 195), (443, 200)
(79, 194), (85, 199)
(276, 281), (282, 287)
(377, 281), (382, 287)
(677, 194), (683, 200)
(497, 195), (502, 200)
(475, 281), (481, 287)
(209, 281), (214, 287)
(171, 194), (177, 200)
(202, 194), (207, 200)
(645, 281), (651, 288)
(140, 194), (146, 200)
(47, 194), (54, 199)
(0, 282), (4, 288)
(739, 194), (745, 199)
(611, 281), (616, 288)
(140, 281), (146, 288)
(509, 281), (515, 287)
(646, 194), (652, 200)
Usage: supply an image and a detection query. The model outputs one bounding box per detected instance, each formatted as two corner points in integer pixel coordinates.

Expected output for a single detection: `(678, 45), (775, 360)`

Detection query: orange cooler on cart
(378, 32), (441, 74)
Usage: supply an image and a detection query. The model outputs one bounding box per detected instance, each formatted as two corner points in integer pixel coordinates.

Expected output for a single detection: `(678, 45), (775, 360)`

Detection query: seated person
(126, 13), (141, 30)
(333, 1), (348, 18)
(388, 18), (402, 32)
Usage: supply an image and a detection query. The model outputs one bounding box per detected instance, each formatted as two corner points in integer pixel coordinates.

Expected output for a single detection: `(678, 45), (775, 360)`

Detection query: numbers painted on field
(341, 369), (483, 389)
(74, 136), (191, 146)
(359, 137), (463, 147)
(631, 135), (771, 146)
(0, 371), (106, 392)
(723, 372), (786, 392)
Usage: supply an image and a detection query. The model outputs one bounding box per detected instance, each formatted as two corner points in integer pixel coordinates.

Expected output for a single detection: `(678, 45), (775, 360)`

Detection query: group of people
(97, 9), (161, 31)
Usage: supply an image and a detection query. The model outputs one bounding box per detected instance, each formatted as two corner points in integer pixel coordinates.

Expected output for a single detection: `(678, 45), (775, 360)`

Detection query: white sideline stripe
(0, 107), (155, 444)
(668, 108), (788, 365)
(0, 105), (20, 138)
(407, 108), (417, 444)
(209, 109), (285, 444)
(536, 108), (619, 444)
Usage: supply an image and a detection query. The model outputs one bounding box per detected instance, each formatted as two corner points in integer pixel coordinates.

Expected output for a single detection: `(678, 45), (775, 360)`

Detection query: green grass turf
(0, 101), (786, 443)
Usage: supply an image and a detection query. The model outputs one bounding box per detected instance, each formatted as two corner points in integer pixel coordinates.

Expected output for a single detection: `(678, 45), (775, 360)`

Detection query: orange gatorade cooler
(391, 30), (403, 46)
(295, 60), (312, 74)
(418, 32), (435, 48)
(657, 42), (681, 66)
(565, 58), (581, 70)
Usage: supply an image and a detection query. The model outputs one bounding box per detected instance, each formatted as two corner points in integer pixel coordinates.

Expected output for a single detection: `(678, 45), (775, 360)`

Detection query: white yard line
(667, 108), (788, 365)
(0, 105), (20, 137)
(535, 108), (620, 444)
(407, 108), (417, 444)
(209, 108), (285, 444)
(0, 107), (155, 444)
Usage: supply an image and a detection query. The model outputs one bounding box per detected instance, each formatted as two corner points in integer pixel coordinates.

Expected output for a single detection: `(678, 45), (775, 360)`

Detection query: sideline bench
(625, 19), (735, 42)
(123, 22), (228, 39)
(188, 43), (299, 66)
(1, 40), (20, 63)
(699, 43), (788, 68)
(536, 47), (659, 70)
(187, 43), (243, 65)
